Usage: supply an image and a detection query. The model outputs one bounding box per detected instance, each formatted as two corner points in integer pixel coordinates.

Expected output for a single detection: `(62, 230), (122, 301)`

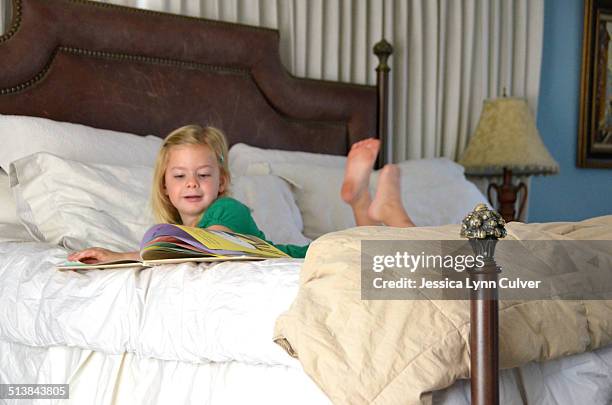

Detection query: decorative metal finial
(373, 39), (393, 72)
(460, 203), (507, 240)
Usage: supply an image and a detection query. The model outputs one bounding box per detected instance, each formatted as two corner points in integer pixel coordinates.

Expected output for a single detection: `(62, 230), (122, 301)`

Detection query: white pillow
(381, 159), (488, 227)
(230, 175), (310, 246)
(0, 170), (35, 242)
(372, 158), (467, 188)
(10, 153), (155, 251)
(260, 164), (355, 239)
(258, 159), (488, 239)
(0, 223), (36, 243)
(0, 170), (19, 225)
(229, 143), (346, 176)
(0, 114), (163, 171)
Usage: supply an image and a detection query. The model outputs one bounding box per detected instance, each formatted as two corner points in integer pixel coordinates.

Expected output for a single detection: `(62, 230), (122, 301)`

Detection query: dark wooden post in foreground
(373, 38), (393, 168)
(460, 204), (507, 405)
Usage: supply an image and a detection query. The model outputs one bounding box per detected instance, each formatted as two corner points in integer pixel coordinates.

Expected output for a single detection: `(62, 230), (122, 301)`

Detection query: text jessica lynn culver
(372, 277), (542, 290)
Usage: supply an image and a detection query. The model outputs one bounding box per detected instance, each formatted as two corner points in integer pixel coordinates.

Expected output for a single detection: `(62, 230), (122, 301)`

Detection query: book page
(176, 226), (288, 258)
(56, 260), (144, 271)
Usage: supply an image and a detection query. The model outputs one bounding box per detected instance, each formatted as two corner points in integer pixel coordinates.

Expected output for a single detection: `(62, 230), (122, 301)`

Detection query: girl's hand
(67, 248), (135, 264)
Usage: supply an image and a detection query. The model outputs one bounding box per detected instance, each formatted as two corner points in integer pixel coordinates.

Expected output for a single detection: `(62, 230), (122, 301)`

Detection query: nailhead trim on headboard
(0, 46), (251, 95)
(60, 46), (250, 75)
(0, 0), (22, 43)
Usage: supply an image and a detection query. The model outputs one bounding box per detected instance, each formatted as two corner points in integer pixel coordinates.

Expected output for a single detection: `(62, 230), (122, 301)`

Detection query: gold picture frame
(579, 0), (612, 168)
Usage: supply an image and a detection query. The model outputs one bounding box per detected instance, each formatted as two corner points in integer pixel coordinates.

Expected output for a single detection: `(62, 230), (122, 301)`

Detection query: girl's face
(164, 144), (226, 226)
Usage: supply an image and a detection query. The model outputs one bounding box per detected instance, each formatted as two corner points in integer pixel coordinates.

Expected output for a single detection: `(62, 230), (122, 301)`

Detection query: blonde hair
(151, 125), (231, 224)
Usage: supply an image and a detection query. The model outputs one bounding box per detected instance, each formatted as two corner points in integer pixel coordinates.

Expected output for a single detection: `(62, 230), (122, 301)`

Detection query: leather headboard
(0, 0), (377, 155)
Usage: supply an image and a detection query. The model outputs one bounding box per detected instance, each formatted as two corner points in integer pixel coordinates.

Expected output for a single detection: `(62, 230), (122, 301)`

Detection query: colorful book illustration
(57, 224), (289, 270)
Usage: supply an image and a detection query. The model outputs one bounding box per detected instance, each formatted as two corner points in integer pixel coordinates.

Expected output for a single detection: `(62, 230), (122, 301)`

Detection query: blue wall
(530, 0), (612, 222)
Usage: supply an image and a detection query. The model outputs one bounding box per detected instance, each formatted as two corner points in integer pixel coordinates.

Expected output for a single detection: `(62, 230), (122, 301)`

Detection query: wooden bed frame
(0, 0), (497, 403)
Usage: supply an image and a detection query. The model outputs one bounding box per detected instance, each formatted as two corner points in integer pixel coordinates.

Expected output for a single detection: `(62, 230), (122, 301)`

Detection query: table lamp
(459, 97), (559, 222)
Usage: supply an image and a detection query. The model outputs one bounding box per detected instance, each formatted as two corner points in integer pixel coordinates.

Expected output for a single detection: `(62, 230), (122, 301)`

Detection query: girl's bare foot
(341, 138), (380, 205)
(368, 164), (415, 227)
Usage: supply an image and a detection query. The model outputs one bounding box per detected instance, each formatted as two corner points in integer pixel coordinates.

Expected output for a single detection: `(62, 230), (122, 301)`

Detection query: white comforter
(0, 241), (301, 368)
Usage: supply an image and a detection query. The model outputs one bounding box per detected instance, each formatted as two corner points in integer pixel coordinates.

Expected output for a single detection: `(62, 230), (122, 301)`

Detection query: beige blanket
(274, 216), (612, 404)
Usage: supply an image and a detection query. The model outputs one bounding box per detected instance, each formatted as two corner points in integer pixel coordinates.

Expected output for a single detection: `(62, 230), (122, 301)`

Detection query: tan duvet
(274, 216), (612, 404)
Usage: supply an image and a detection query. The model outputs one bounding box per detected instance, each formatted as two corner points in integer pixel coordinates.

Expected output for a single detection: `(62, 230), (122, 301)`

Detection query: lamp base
(486, 168), (528, 222)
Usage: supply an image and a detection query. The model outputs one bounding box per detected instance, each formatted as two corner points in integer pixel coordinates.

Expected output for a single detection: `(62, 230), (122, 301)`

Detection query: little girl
(68, 126), (414, 264)
(68, 125), (308, 264)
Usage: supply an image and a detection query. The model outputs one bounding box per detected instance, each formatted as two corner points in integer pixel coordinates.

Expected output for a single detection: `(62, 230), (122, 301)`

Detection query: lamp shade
(459, 97), (559, 176)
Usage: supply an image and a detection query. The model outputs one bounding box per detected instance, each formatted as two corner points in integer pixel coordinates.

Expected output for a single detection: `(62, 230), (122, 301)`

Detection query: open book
(57, 224), (290, 270)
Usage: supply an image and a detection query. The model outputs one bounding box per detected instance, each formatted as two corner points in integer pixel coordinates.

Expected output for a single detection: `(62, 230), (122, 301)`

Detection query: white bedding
(433, 346), (612, 404)
(2, 339), (610, 405)
(0, 241), (301, 367)
(0, 223), (34, 243)
(0, 340), (330, 405)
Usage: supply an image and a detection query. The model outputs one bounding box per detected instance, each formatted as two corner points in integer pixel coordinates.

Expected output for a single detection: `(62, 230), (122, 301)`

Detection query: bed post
(373, 39), (392, 168)
(461, 204), (506, 405)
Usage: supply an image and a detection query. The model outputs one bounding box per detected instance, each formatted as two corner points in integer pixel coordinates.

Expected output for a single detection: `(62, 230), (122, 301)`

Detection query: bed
(1, 1), (611, 404)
